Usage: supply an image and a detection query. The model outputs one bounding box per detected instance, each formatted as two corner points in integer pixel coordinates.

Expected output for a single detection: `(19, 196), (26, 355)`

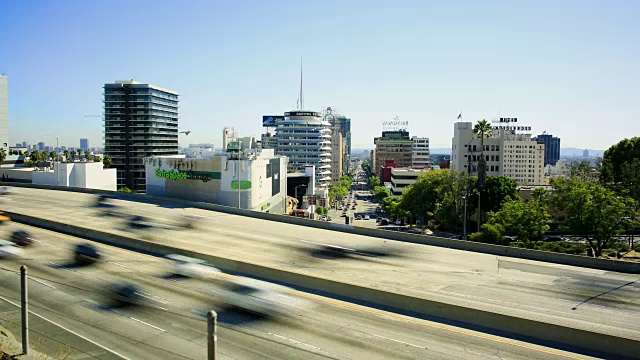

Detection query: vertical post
(207, 310), (217, 360)
(463, 194), (467, 240)
(237, 158), (241, 209)
(20, 265), (28, 355)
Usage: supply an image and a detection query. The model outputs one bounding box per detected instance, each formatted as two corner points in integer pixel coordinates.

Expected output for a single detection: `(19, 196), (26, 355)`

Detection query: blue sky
(1, 0), (638, 150)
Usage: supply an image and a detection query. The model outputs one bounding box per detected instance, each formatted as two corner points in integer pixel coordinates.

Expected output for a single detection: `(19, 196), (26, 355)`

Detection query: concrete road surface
(2, 187), (640, 347)
(0, 223), (592, 359)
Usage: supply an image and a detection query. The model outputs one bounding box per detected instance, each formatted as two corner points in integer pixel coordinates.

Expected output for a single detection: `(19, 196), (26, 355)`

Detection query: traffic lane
(5, 187), (640, 341)
(0, 225), (596, 360)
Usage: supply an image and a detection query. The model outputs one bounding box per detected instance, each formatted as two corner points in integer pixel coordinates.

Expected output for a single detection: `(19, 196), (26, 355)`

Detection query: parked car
(504, 236), (517, 242)
(395, 219), (402, 225)
(543, 236), (567, 242)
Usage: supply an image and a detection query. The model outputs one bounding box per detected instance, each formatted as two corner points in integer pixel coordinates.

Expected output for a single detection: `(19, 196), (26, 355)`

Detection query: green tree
(399, 170), (475, 232)
(470, 223), (506, 245)
(63, 150), (70, 162)
(84, 150), (91, 161)
(0, 148), (6, 165)
(382, 196), (403, 218)
(24, 150), (30, 159)
(480, 176), (518, 213)
(571, 159), (597, 182)
(70, 150), (76, 162)
(367, 175), (381, 189)
(373, 186), (390, 203)
(30, 150), (41, 163)
(531, 187), (549, 204)
(551, 178), (635, 257)
(361, 160), (371, 176)
(49, 151), (57, 162)
(488, 198), (550, 248)
(473, 119), (493, 226)
(93, 155), (102, 163)
(600, 137), (640, 186)
(103, 154), (112, 168)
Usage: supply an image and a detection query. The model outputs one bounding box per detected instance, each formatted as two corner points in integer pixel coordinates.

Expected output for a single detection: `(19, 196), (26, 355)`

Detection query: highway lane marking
(129, 317), (166, 332)
(368, 332), (426, 349)
(289, 291), (585, 360)
(108, 261), (132, 269)
(268, 332), (323, 351)
(31, 278), (57, 289)
(0, 295), (132, 360)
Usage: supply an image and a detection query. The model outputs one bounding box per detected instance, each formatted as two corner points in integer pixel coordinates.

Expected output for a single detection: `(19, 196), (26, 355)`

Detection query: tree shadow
(572, 278), (640, 310)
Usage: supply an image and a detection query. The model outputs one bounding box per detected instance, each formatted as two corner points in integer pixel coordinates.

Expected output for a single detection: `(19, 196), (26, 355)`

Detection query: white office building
(411, 136), (430, 169)
(0, 74), (8, 153)
(275, 110), (332, 188)
(544, 159), (572, 178)
(184, 143), (215, 159)
(390, 168), (429, 195)
(451, 121), (545, 185)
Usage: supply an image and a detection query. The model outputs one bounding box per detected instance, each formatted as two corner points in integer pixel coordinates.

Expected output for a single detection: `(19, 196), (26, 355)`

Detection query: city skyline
(2, 0), (638, 150)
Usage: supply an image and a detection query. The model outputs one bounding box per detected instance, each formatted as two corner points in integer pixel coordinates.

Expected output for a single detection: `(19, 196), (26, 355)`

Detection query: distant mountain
(560, 148), (605, 158)
(430, 148), (452, 155)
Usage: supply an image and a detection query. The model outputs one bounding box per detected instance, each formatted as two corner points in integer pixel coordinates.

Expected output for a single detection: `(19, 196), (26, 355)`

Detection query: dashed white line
(129, 317), (166, 332)
(369, 333), (426, 349)
(268, 332), (322, 351)
(31, 278), (56, 289)
(108, 261), (132, 269)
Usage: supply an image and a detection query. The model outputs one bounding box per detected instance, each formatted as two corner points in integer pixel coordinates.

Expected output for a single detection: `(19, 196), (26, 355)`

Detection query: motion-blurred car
(75, 243), (101, 265)
(218, 278), (308, 316)
(363, 215), (370, 220)
(10, 230), (33, 247)
(0, 240), (23, 258)
(0, 212), (10, 225)
(0, 187), (13, 201)
(167, 254), (221, 279)
(94, 195), (124, 216)
(356, 215), (362, 220)
(111, 283), (143, 305)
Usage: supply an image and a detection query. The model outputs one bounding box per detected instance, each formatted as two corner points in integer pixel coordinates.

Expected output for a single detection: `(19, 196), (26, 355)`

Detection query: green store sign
(231, 180), (252, 190)
(155, 169), (221, 183)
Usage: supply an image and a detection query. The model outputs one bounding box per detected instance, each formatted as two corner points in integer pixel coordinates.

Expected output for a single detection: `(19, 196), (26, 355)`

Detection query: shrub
(118, 187), (133, 193)
(469, 223), (506, 245)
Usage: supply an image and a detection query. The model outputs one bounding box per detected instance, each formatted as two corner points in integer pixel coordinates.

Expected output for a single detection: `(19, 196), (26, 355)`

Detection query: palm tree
(70, 150), (76, 162)
(103, 154), (112, 168)
(473, 119), (492, 231)
(85, 150), (91, 161)
(0, 148), (6, 166)
(30, 150), (40, 163)
(49, 151), (56, 162)
(63, 149), (70, 162)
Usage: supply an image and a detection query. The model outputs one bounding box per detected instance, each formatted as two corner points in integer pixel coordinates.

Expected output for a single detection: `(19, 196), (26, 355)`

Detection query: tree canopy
(480, 176), (518, 214)
(488, 197), (550, 248)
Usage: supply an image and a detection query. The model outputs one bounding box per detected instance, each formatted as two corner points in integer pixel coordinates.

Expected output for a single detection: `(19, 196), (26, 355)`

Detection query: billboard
(262, 115), (284, 127)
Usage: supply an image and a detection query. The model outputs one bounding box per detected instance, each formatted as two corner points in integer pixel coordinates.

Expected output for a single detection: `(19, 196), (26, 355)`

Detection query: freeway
(2, 187), (640, 345)
(0, 223), (592, 360)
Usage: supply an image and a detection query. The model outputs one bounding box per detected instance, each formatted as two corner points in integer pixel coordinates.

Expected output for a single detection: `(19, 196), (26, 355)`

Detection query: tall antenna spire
(299, 58), (304, 110)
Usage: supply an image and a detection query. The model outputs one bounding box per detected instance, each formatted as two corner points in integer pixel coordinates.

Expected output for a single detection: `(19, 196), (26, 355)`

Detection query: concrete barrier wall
(3, 182), (639, 274)
(6, 210), (639, 358)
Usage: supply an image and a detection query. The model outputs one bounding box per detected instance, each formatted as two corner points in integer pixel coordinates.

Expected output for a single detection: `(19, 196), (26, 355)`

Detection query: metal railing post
(20, 265), (29, 355)
(207, 310), (217, 360)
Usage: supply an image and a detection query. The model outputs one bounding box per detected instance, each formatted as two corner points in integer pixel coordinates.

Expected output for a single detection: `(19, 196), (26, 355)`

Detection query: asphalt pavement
(1, 187), (639, 347)
(0, 223), (590, 359)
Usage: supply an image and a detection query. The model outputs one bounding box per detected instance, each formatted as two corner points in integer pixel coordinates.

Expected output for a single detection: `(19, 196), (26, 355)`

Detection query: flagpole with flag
(457, 107), (462, 120)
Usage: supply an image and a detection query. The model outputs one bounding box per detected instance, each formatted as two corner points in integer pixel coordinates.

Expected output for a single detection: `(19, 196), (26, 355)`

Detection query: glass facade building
(104, 80), (179, 192)
(275, 110), (332, 188)
(533, 133), (560, 166)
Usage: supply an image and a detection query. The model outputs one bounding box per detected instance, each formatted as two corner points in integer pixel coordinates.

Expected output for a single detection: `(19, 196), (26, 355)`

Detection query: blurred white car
(167, 254), (221, 279)
(0, 240), (23, 259)
(218, 277), (309, 316)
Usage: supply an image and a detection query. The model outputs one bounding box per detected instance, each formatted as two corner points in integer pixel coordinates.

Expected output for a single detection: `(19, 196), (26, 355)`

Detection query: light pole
(44, 135), (59, 187)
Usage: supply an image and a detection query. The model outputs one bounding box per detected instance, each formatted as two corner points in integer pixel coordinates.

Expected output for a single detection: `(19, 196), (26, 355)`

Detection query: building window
(496, 145), (500, 151)
(496, 165), (499, 172)
(496, 155), (499, 161)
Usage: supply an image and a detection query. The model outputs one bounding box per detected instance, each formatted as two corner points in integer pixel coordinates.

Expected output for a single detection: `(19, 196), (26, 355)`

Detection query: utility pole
(21, 265), (29, 355)
(207, 310), (217, 360)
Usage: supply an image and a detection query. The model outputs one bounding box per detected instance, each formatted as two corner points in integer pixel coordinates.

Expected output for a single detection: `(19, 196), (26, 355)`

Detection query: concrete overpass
(1, 186), (639, 358)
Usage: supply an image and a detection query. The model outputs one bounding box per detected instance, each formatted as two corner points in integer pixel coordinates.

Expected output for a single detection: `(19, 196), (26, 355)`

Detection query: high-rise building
(275, 110), (332, 188)
(532, 132), (560, 166)
(38, 142), (45, 150)
(374, 130), (413, 177)
(104, 80), (179, 192)
(583, 149), (589, 158)
(222, 127), (238, 151)
(330, 130), (343, 183)
(411, 136), (430, 169)
(80, 138), (89, 150)
(22, 141), (28, 148)
(0, 74), (7, 152)
(451, 120), (545, 185)
(323, 107), (351, 174)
